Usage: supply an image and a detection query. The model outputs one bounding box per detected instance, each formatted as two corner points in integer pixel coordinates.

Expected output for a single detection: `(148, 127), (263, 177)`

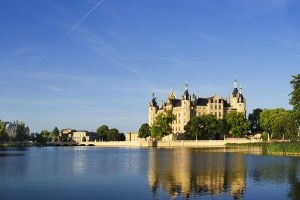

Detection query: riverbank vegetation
(226, 141), (300, 154)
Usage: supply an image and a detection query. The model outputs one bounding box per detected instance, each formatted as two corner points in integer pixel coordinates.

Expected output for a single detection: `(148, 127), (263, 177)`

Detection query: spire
(234, 76), (238, 89)
(185, 82), (188, 91)
(183, 82), (189, 100)
(238, 85), (245, 103)
(150, 92), (158, 107)
(232, 76), (238, 97)
(168, 89), (176, 99)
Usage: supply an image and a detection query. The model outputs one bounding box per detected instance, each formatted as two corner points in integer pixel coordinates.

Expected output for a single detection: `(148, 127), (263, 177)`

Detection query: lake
(0, 146), (299, 200)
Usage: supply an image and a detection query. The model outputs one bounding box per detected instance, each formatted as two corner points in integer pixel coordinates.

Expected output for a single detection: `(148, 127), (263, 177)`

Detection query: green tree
(248, 108), (263, 134)
(107, 128), (120, 141)
(289, 74), (300, 125)
(185, 115), (224, 140)
(51, 127), (60, 142)
(201, 114), (223, 139)
(119, 133), (126, 141)
(264, 109), (298, 140)
(150, 110), (176, 139)
(35, 132), (47, 144)
(259, 108), (287, 139)
(15, 122), (28, 142)
(97, 125), (109, 141)
(225, 112), (249, 137)
(184, 116), (203, 139)
(41, 129), (50, 142)
(138, 123), (151, 140)
(0, 120), (8, 141)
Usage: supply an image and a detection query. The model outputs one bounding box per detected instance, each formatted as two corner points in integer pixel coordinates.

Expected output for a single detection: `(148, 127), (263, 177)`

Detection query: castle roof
(170, 99), (182, 107)
(196, 98), (208, 106)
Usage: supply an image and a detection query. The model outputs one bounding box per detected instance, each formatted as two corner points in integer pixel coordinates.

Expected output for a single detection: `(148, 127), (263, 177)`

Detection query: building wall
(60, 129), (99, 142)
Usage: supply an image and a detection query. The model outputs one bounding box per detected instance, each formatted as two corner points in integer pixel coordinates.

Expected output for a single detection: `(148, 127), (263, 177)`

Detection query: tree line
(0, 123), (125, 143)
(138, 74), (300, 141)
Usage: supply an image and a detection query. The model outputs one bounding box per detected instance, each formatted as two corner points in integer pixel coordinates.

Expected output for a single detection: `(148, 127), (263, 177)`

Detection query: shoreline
(2, 140), (300, 155)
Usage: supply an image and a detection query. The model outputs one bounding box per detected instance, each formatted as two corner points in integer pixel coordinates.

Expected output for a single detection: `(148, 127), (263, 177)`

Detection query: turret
(149, 92), (158, 126)
(181, 83), (191, 127)
(232, 77), (238, 97)
(182, 83), (189, 100)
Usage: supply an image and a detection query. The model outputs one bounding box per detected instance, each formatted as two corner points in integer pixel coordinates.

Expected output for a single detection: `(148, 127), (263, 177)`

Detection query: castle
(148, 78), (246, 135)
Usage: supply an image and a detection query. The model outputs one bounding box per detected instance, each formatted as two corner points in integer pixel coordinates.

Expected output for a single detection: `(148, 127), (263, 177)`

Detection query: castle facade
(148, 78), (246, 134)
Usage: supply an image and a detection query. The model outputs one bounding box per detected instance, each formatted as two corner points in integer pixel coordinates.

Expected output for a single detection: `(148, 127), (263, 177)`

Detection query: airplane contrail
(53, 0), (105, 49)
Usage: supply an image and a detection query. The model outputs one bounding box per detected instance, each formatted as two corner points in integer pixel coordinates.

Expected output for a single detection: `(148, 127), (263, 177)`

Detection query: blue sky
(0, 0), (299, 133)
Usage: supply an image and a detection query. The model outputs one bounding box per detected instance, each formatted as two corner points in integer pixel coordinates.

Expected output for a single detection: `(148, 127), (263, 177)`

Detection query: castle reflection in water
(148, 148), (260, 199)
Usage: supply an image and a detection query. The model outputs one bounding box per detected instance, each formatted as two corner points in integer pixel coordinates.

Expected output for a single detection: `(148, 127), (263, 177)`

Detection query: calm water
(0, 146), (300, 200)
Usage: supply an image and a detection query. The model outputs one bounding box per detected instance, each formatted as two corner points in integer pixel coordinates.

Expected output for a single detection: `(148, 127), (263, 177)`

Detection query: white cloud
(47, 85), (65, 92)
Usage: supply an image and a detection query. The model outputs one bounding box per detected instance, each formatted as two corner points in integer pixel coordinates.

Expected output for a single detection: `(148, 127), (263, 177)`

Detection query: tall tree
(225, 112), (250, 137)
(184, 114), (223, 140)
(271, 114), (298, 140)
(248, 108), (263, 134)
(51, 127), (60, 142)
(0, 120), (8, 141)
(260, 109), (298, 140)
(107, 128), (120, 141)
(138, 123), (151, 140)
(15, 122), (28, 142)
(289, 74), (300, 125)
(96, 125), (109, 141)
(35, 132), (47, 144)
(150, 110), (176, 139)
(259, 108), (287, 137)
(41, 129), (50, 142)
(201, 114), (223, 139)
(184, 116), (203, 139)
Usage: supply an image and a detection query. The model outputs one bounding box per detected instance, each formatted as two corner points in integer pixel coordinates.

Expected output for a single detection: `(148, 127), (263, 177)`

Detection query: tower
(148, 93), (158, 126)
(228, 77), (246, 114)
(181, 83), (191, 128)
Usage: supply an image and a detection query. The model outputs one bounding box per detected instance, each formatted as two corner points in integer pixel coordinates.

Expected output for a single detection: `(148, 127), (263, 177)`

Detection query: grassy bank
(267, 142), (300, 154)
(226, 142), (269, 147)
(0, 142), (37, 148)
(226, 142), (300, 154)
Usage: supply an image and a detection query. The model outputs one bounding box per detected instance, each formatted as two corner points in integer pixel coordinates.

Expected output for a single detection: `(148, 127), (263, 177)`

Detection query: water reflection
(1, 146), (300, 200)
(148, 147), (300, 199)
(148, 148), (246, 199)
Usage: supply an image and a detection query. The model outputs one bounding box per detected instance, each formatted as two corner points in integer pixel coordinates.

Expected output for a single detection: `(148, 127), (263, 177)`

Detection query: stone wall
(48, 138), (261, 147)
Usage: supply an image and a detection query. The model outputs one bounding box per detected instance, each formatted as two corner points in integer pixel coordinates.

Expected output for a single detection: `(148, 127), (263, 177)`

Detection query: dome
(168, 89), (176, 99)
